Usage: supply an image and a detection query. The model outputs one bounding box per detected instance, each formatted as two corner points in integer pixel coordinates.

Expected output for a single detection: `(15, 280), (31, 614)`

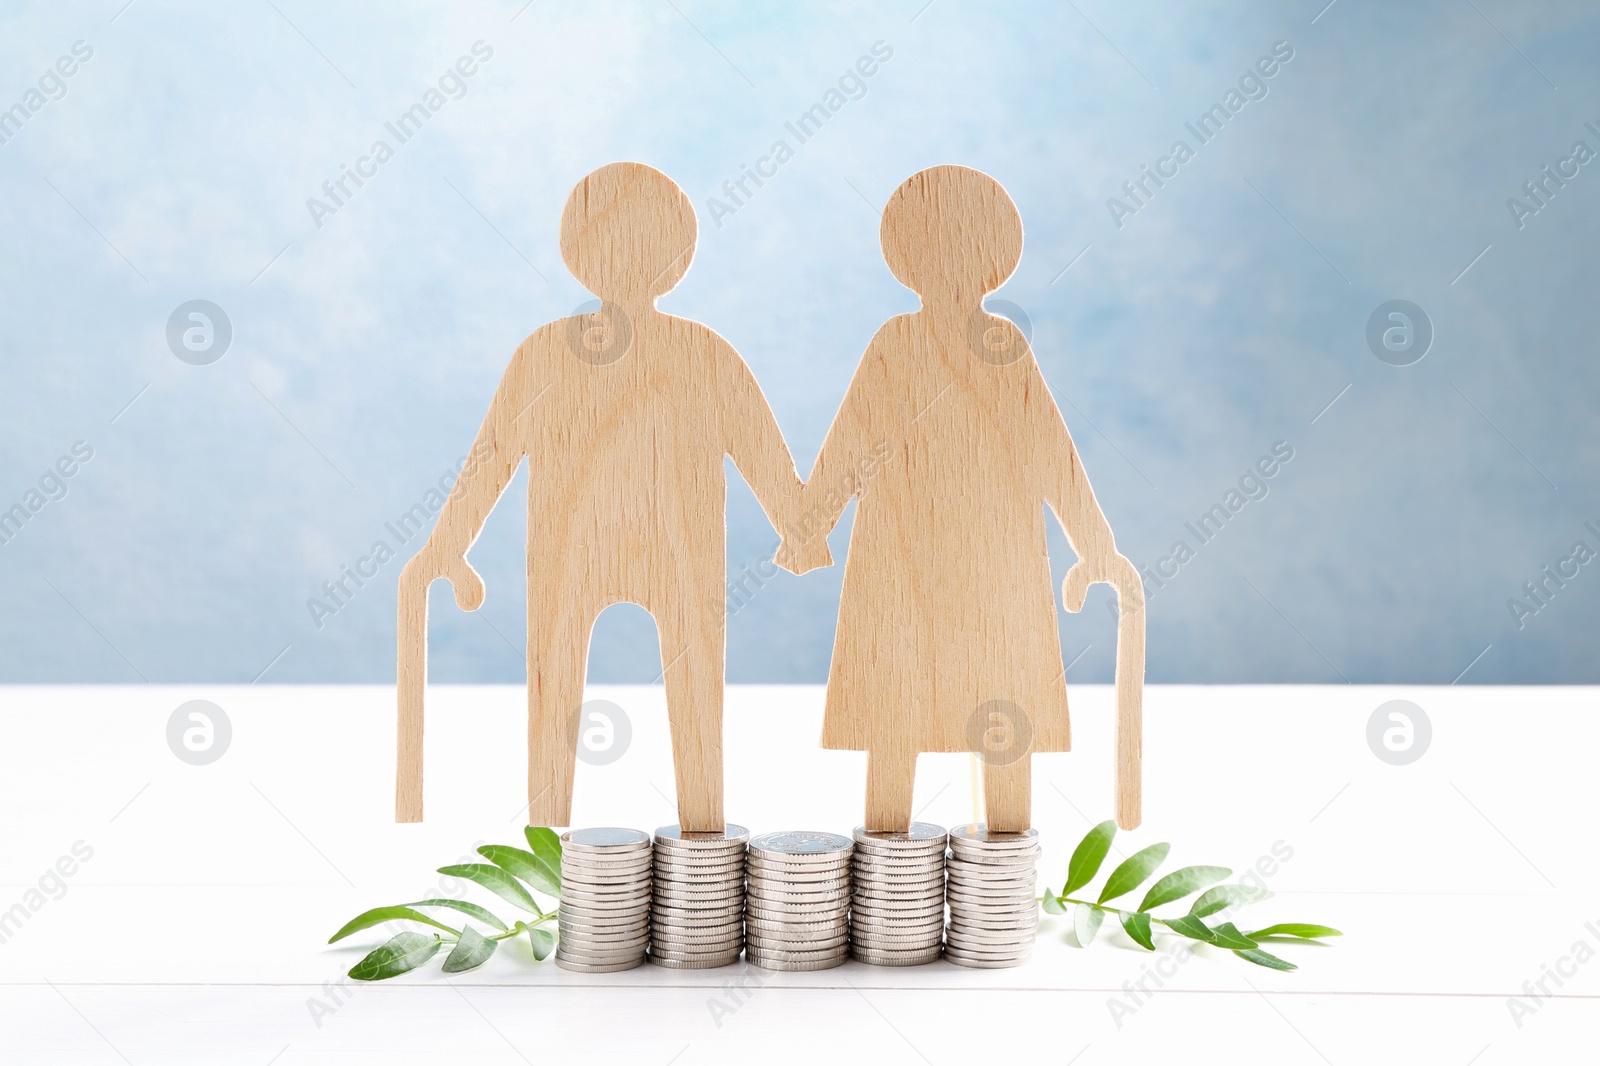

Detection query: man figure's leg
(982, 756), (1032, 832)
(655, 587), (725, 832)
(527, 595), (595, 826)
(864, 747), (917, 831)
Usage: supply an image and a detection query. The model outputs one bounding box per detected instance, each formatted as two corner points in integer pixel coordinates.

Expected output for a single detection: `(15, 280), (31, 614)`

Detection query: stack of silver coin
(744, 831), (853, 971)
(648, 823), (748, 968)
(944, 824), (1040, 968)
(555, 827), (652, 972)
(849, 823), (947, 966)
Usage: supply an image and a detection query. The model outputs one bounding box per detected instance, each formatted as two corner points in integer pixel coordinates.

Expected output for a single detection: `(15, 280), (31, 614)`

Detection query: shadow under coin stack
(648, 823), (749, 968)
(849, 823), (947, 966)
(743, 831), (853, 971)
(943, 824), (1040, 968)
(555, 828), (653, 972)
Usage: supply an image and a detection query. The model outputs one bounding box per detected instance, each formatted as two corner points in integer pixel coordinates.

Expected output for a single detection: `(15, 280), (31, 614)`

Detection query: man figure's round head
(560, 162), (696, 306)
(880, 165), (1023, 305)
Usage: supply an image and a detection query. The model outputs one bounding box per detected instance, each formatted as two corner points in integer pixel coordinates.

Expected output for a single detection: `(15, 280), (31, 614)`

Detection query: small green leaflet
(1074, 904), (1105, 947)
(1063, 820), (1117, 896)
(527, 926), (555, 961)
(442, 926), (498, 973)
(1097, 843), (1170, 904)
(1163, 914), (1219, 943)
(478, 845), (560, 899)
(407, 899), (509, 932)
(523, 827), (563, 894)
(1207, 922), (1259, 950)
(349, 932), (442, 981)
(1137, 866), (1231, 912)
(1248, 924), (1342, 940)
(439, 863), (542, 915)
(1120, 910), (1156, 951)
(1234, 948), (1297, 971)
(329, 906), (458, 944)
(1189, 883), (1271, 919)
(1041, 893), (1066, 915)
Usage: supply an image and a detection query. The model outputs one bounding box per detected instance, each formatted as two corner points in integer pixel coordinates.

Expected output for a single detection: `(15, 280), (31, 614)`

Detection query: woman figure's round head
(880, 165), (1023, 304)
(560, 162), (696, 305)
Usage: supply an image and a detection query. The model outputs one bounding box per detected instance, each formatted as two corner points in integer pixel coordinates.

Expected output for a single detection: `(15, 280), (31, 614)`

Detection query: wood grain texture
(793, 165), (1145, 832)
(396, 162), (818, 828)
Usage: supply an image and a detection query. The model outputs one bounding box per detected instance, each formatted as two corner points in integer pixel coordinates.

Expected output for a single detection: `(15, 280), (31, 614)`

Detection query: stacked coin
(648, 823), (748, 968)
(849, 823), (947, 966)
(744, 831), (853, 971)
(555, 827), (652, 972)
(944, 824), (1040, 968)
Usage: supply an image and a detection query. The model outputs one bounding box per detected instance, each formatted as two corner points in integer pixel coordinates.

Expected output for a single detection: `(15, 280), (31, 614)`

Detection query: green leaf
(1073, 904), (1105, 947)
(1137, 866), (1231, 912)
(523, 827), (563, 894)
(1041, 893), (1066, 915)
(442, 925), (498, 974)
(1248, 924), (1342, 940)
(1097, 843), (1170, 904)
(329, 905), (459, 944)
(478, 845), (560, 899)
(406, 899), (509, 932)
(1163, 914), (1218, 943)
(438, 863), (541, 914)
(1234, 947), (1297, 971)
(1120, 910), (1156, 951)
(1190, 884), (1272, 919)
(1062, 820), (1117, 896)
(527, 925), (555, 961)
(1208, 922), (1259, 950)
(348, 932), (442, 981)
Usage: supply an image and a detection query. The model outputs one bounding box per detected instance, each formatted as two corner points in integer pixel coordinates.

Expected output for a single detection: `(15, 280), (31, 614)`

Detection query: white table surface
(0, 683), (1594, 1064)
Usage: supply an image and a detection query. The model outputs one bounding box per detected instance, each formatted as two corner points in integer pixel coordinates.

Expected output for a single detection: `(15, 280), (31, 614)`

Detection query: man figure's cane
(1111, 568), (1146, 830)
(396, 564), (429, 823)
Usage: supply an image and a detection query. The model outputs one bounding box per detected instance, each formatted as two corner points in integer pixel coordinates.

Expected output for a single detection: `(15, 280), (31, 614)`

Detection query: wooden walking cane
(395, 564), (428, 823)
(1111, 567), (1146, 830)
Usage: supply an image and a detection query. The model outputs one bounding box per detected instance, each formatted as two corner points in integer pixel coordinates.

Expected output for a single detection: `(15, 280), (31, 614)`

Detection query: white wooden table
(0, 684), (1593, 1063)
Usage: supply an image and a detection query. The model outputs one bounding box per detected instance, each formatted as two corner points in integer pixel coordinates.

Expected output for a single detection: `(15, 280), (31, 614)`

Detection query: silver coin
(944, 888), (1040, 907)
(746, 870), (851, 887)
(652, 881), (744, 898)
(850, 945), (943, 966)
(556, 892), (654, 911)
(746, 858), (852, 877)
(748, 831), (853, 858)
(945, 924), (1036, 944)
(948, 824), (1039, 846)
(740, 941), (849, 962)
(648, 953), (742, 970)
(654, 823), (750, 846)
(946, 862), (1036, 880)
(857, 819), (940, 838)
(650, 915), (743, 932)
(943, 945), (1032, 965)
(849, 891), (945, 909)
(553, 947), (646, 966)
(648, 942), (746, 960)
(745, 921), (851, 947)
(561, 870), (651, 885)
(557, 916), (651, 935)
(849, 926), (943, 943)
(745, 916), (848, 936)
(562, 827), (652, 850)
(850, 904), (945, 923)
(851, 874), (944, 891)
(745, 953), (848, 972)
(554, 941), (651, 962)
(653, 858), (746, 874)
(945, 953), (1029, 969)
(744, 906), (848, 926)
(563, 854), (653, 870)
(940, 909), (1043, 928)
(746, 884), (850, 904)
(558, 881), (652, 899)
(652, 900), (743, 915)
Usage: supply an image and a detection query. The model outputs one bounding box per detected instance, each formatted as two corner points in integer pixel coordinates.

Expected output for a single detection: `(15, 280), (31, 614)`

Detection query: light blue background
(1, 0), (1595, 684)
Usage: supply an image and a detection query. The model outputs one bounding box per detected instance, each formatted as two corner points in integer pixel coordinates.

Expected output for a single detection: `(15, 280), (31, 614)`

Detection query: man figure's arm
(714, 340), (828, 575)
(401, 338), (539, 608)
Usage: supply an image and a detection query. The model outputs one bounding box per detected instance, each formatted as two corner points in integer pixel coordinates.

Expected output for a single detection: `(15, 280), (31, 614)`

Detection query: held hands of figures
(775, 534), (833, 576)
(1061, 553), (1141, 614)
(402, 545), (486, 611)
